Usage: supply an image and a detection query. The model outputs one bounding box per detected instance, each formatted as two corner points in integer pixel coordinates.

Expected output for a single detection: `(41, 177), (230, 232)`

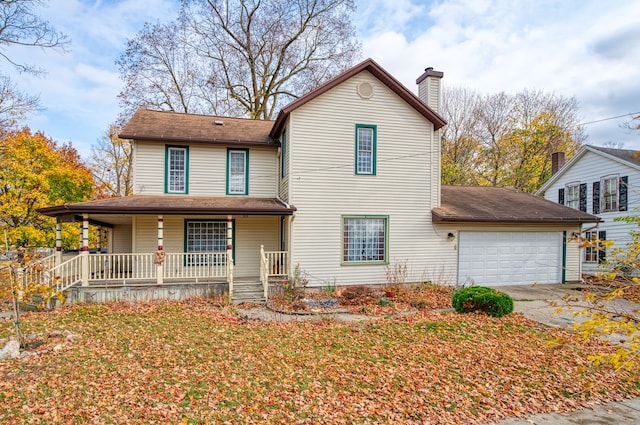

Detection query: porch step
(232, 281), (265, 304)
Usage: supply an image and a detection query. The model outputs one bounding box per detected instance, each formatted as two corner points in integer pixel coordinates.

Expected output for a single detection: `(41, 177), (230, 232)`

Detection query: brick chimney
(551, 152), (566, 175)
(416, 67), (444, 113)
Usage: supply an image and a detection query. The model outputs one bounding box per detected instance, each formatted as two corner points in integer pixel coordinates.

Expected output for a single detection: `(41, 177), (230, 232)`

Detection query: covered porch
(35, 195), (296, 303)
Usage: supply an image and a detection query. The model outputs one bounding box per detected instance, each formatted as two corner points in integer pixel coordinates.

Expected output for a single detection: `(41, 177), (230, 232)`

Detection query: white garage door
(458, 231), (563, 286)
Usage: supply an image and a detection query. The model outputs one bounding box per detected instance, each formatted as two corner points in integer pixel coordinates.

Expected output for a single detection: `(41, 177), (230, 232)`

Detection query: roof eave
(37, 204), (297, 217)
(119, 134), (278, 148)
(431, 211), (602, 224)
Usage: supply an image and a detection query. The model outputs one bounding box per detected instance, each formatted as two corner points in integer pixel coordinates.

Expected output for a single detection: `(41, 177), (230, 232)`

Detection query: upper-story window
(166, 145), (188, 194)
(227, 149), (249, 195)
(355, 124), (377, 175)
(281, 129), (287, 178)
(565, 183), (579, 209)
(602, 176), (618, 212)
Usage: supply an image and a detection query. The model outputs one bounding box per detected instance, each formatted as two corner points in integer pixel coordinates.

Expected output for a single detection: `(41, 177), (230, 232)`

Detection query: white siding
(133, 142), (278, 197)
(111, 224), (132, 254)
(542, 150), (640, 275)
(288, 71), (454, 287)
(131, 215), (279, 278)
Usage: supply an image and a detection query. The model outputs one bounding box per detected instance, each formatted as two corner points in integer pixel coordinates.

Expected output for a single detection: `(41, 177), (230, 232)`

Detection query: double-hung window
(185, 220), (228, 266)
(355, 124), (376, 175)
(166, 146), (188, 193)
(602, 176), (618, 212)
(342, 216), (388, 264)
(565, 184), (579, 209)
(584, 230), (606, 263)
(227, 149), (248, 195)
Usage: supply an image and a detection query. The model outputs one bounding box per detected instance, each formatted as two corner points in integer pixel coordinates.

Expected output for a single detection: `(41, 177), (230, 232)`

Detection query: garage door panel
(458, 231), (563, 286)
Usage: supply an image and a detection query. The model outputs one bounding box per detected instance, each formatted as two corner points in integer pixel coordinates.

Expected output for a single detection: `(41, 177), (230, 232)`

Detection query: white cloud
(358, 0), (640, 148)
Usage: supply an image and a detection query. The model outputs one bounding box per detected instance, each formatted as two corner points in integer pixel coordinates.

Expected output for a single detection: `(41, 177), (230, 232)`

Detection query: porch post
(227, 215), (233, 298)
(81, 214), (89, 286)
(55, 219), (62, 266)
(156, 215), (164, 285)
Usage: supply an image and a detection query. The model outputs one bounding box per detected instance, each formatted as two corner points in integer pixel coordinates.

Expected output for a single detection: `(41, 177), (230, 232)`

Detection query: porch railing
(260, 246), (289, 299)
(89, 253), (156, 282)
(164, 252), (227, 280)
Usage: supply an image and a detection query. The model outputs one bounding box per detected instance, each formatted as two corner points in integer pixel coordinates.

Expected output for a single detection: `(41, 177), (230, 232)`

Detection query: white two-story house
(537, 146), (638, 275)
(38, 59), (598, 303)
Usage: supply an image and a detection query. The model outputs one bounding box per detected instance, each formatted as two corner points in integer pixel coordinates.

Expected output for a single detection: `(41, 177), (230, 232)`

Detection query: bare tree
(0, 0), (69, 75)
(117, 0), (360, 120)
(90, 124), (133, 198)
(0, 74), (39, 128)
(441, 86), (481, 185)
(0, 0), (69, 128)
(441, 87), (585, 192)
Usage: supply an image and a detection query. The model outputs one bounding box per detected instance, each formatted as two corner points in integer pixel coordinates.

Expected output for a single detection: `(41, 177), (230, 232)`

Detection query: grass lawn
(0, 298), (638, 424)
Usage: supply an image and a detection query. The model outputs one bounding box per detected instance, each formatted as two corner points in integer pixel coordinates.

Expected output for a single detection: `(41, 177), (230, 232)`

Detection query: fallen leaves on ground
(0, 298), (638, 424)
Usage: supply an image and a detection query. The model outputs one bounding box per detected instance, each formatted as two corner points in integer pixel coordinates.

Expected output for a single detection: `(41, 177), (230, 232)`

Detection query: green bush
(452, 286), (513, 318)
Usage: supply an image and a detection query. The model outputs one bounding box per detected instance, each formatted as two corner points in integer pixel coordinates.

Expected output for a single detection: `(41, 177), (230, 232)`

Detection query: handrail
(260, 247), (288, 300)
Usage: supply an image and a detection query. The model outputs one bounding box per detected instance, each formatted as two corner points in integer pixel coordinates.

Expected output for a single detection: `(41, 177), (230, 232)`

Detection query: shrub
(452, 286), (513, 318)
(339, 286), (376, 305)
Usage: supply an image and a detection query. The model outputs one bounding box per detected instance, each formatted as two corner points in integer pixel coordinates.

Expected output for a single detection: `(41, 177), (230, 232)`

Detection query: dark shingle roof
(433, 186), (600, 224)
(589, 145), (640, 167)
(37, 195), (295, 217)
(119, 109), (277, 147)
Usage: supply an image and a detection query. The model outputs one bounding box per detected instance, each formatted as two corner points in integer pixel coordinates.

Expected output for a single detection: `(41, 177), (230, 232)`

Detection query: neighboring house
(537, 145), (639, 275)
(37, 58), (598, 303)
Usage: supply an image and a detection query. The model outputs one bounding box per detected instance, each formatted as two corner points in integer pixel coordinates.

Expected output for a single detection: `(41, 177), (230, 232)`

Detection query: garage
(458, 231), (564, 286)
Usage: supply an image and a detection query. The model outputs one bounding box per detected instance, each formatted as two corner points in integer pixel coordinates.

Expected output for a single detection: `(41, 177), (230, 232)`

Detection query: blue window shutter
(579, 183), (587, 212)
(598, 230), (607, 263)
(619, 176), (628, 211)
(558, 188), (564, 205)
(592, 182), (600, 214)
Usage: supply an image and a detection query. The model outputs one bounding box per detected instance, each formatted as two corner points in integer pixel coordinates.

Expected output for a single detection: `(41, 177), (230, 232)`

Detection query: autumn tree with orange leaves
(0, 128), (94, 248)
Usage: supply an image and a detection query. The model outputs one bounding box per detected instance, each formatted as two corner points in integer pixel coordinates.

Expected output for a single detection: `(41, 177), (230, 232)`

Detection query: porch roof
(37, 195), (296, 218)
(433, 186), (601, 224)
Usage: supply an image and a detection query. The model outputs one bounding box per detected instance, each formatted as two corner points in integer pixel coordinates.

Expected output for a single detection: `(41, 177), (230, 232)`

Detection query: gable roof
(433, 186), (600, 224)
(269, 58), (447, 137)
(537, 145), (640, 194)
(119, 109), (278, 147)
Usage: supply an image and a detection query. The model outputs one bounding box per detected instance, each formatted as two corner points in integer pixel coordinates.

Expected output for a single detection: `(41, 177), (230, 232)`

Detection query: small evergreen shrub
(452, 286), (513, 318)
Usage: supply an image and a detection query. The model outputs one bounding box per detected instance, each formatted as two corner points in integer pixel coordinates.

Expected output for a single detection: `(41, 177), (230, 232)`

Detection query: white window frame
(342, 215), (388, 264)
(355, 124), (376, 175)
(227, 149), (248, 195)
(601, 175), (618, 212)
(584, 231), (598, 263)
(565, 183), (580, 209)
(166, 146), (188, 194)
(185, 220), (228, 266)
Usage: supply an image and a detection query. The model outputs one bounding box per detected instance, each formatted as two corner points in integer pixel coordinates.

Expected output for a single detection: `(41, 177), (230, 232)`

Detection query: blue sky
(7, 0), (640, 159)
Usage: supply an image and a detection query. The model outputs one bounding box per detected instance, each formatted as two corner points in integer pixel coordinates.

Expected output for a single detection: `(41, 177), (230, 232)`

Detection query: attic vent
(356, 81), (374, 99)
(214, 120), (224, 126)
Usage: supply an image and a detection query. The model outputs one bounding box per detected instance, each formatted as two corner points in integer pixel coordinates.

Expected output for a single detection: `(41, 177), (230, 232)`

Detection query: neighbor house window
(342, 216), (388, 263)
(602, 176), (618, 212)
(355, 124), (376, 175)
(166, 146), (188, 193)
(227, 149), (248, 195)
(566, 184), (579, 209)
(185, 220), (228, 266)
(584, 230), (606, 263)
